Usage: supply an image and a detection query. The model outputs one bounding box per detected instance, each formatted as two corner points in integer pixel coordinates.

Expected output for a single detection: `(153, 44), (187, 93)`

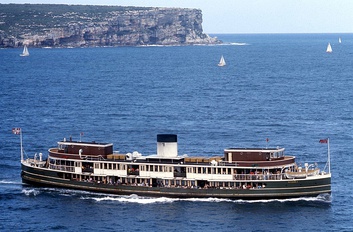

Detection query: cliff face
(0, 4), (220, 47)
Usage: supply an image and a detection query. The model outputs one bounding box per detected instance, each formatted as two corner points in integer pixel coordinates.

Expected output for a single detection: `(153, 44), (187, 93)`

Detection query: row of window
(50, 158), (284, 175)
(94, 162), (126, 170)
(187, 167), (234, 175)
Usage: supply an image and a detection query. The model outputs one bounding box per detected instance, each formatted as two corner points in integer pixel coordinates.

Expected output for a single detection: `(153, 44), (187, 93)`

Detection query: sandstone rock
(0, 4), (221, 48)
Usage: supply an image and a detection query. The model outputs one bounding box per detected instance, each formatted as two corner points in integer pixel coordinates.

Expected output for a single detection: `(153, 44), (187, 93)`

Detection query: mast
(12, 128), (24, 161)
(320, 138), (330, 173)
(327, 138), (330, 173)
(19, 129), (24, 161)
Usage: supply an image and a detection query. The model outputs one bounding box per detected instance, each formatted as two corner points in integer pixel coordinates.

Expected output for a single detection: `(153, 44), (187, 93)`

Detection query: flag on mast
(12, 128), (21, 135)
(12, 128), (24, 161)
(320, 138), (330, 174)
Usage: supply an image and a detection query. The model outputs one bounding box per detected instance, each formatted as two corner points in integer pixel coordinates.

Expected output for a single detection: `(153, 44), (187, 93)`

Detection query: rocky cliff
(0, 4), (220, 48)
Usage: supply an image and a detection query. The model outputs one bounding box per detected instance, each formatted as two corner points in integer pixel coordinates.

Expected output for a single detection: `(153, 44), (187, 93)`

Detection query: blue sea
(1, 34), (353, 231)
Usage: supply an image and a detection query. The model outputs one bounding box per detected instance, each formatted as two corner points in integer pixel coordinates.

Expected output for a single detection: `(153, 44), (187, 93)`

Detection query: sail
(218, 55), (226, 66)
(326, 43), (332, 53)
(338, 37), (342, 44)
(20, 45), (29, 56)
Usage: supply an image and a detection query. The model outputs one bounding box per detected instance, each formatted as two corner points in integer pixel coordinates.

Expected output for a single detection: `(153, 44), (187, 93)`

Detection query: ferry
(19, 132), (331, 199)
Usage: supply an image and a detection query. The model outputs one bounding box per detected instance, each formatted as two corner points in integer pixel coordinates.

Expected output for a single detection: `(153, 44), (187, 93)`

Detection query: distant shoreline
(0, 3), (221, 48)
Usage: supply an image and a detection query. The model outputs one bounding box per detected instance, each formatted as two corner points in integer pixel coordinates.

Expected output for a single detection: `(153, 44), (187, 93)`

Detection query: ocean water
(1, 34), (353, 231)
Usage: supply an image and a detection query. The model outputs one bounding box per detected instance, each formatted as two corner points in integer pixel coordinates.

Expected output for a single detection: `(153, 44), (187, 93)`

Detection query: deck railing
(234, 173), (283, 180)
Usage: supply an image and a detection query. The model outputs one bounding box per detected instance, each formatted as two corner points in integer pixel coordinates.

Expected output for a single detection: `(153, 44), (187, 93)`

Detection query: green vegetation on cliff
(0, 4), (152, 33)
(0, 4), (220, 47)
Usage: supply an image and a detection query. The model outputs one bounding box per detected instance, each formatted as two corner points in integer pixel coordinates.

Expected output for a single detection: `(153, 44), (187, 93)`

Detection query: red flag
(319, 139), (328, 144)
(12, 128), (21, 135)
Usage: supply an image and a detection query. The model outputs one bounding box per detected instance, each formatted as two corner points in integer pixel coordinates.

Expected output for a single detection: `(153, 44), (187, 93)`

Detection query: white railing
(234, 173), (283, 180)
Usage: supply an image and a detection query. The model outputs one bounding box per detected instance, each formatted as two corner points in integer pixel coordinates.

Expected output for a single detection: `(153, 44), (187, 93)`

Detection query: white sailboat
(338, 37), (342, 44)
(326, 43), (332, 53)
(20, 45), (29, 56)
(218, 55), (226, 66)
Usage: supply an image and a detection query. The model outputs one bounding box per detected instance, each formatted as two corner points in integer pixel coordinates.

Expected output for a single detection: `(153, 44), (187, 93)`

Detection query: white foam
(231, 194), (331, 204)
(216, 42), (250, 46)
(179, 197), (233, 203)
(20, 186), (331, 204)
(79, 194), (232, 204)
(80, 195), (330, 204)
(229, 42), (249, 46)
(0, 180), (22, 185)
(81, 194), (176, 204)
(22, 188), (40, 196)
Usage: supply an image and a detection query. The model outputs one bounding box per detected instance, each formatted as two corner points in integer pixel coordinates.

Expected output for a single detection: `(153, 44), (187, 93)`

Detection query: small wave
(230, 42), (249, 46)
(137, 44), (181, 48)
(232, 194), (331, 204)
(81, 194), (176, 204)
(22, 188), (40, 196)
(192, 42), (250, 47)
(21, 186), (98, 198)
(0, 180), (22, 185)
(179, 195), (330, 204)
(39, 187), (95, 197)
(216, 42), (250, 46)
(49, 225), (69, 230)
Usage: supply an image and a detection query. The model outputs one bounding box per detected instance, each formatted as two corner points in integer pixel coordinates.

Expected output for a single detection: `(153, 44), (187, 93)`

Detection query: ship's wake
(20, 186), (331, 204)
(83, 194), (331, 205)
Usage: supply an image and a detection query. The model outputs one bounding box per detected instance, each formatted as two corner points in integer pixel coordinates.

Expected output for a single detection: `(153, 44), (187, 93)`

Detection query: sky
(1, 0), (353, 33)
